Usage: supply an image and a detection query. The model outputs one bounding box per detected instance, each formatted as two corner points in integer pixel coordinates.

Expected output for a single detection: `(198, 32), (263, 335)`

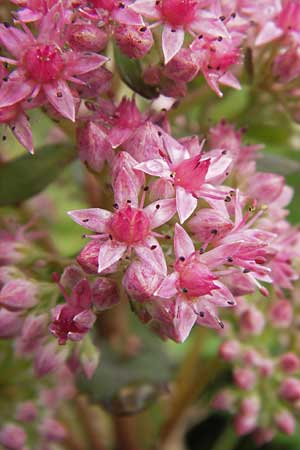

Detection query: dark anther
(127, 199), (132, 203)
(225, 195), (231, 202)
(118, 2), (125, 8)
(165, 234), (171, 240)
(2, 77), (8, 82)
(231, 12), (236, 18)
(199, 248), (204, 254)
(243, 268), (251, 273)
(227, 257), (233, 262)
(4, 63), (8, 68)
(219, 321), (225, 329)
(227, 300), (235, 305)
(113, 203), (119, 209)
(151, 245), (157, 250)
(157, 131), (162, 136)
(179, 256), (185, 262)
(56, 92), (63, 97)
(222, 150), (227, 154)
(207, 64), (213, 69)
(171, 29), (176, 33)
(139, 26), (147, 32)
(11, 126), (15, 131)
(82, 219), (89, 222)
(2, 135), (7, 141)
(217, 36), (223, 41)
(109, 234), (113, 240)
(219, 15), (226, 21)
(3, 22), (10, 28)
(211, 229), (218, 235)
(182, 288), (188, 293)
(156, 204), (160, 209)
(198, 34), (203, 39)
(199, 311), (205, 317)
(143, 186), (149, 191)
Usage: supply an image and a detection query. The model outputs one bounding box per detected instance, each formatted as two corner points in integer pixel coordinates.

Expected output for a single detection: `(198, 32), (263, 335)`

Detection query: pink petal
(66, 53), (108, 76)
(135, 158), (171, 178)
(135, 242), (167, 274)
(68, 208), (112, 233)
(174, 223), (195, 259)
(205, 154), (232, 184)
(113, 166), (140, 208)
(255, 21), (283, 46)
(0, 80), (33, 108)
(191, 10), (230, 38)
(155, 272), (178, 298)
(113, 7), (145, 25)
(98, 240), (127, 273)
(162, 131), (189, 164)
(44, 80), (75, 122)
(109, 127), (134, 149)
(10, 111), (33, 154)
(71, 279), (92, 309)
(176, 187), (197, 224)
(144, 198), (176, 229)
(73, 309), (96, 329)
(172, 296), (197, 342)
(219, 72), (241, 91)
(129, 0), (160, 18)
(162, 24), (184, 64)
(0, 24), (32, 58)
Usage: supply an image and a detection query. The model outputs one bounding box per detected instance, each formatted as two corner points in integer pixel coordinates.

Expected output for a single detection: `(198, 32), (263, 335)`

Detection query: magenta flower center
(174, 157), (210, 193)
(159, 0), (197, 27)
(177, 256), (218, 297)
(109, 206), (151, 245)
(23, 45), (64, 83)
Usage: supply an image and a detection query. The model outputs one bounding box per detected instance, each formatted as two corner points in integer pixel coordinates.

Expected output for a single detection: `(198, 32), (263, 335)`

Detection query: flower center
(159, 0), (197, 27)
(23, 44), (64, 83)
(177, 255), (218, 297)
(109, 206), (150, 245)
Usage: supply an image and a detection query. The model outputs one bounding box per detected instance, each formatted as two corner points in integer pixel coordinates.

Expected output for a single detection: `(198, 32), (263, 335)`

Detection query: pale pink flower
(129, 0), (229, 63)
(0, 6), (108, 122)
(135, 133), (232, 223)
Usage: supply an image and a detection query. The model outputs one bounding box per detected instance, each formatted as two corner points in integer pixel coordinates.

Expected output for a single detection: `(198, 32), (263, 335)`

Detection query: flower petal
(0, 80), (33, 108)
(129, 0), (160, 18)
(0, 24), (32, 58)
(10, 112), (34, 154)
(174, 223), (195, 259)
(144, 198), (176, 229)
(162, 24), (184, 64)
(135, 158), (171, 178)
(155, 272), (178, 298)
(66, 53), (108, 76)
(176, 187), (197, 224)
(68, 208), (112, 233)
(98, 240), (126, 273)
(135, 242), (167, 274)
(44, 80), (75, 122)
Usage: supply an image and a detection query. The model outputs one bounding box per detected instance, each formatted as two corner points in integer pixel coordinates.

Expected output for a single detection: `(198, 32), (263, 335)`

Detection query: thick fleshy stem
(159, 327), (224, 446)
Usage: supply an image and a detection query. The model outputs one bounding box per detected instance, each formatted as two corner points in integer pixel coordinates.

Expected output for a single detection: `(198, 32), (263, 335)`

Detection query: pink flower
(50, 275), (96, 345)
(135, 133), (232, 223)
(68, 194), (176, 274)
(0, 6), (108, 122)
(154, 224), (236, 336)
(129, 0), (229, 63)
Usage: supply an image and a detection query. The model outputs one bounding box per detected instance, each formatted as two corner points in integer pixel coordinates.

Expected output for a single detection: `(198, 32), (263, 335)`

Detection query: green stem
(211, 424), (238, 450)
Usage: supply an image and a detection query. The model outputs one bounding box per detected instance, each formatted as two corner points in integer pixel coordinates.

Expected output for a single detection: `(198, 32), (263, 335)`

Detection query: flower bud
(211, 390), (234, 411)
(0, 309), (23, 338)
(280, 377), (300, 402)
(16, 314), (48, 355)
(77, 121), (112, 173)
(0, 424), (26, 450)
(219, 340), (240, 361)
(269, 299), (293, 328)
(0, 279), (38, 311)
(34, 342), (67, 377)
(233, 414), (257, 436)
(114, 24), (153, 59)
(280, 353), (299, 373)
(16, 402), (38, 423)
(164, 48), (199, 82)
(123, 261), (162, 302)
(39, 418), (66, 442)
(233, 367), (256, 390)
(68, 23), (108, 52)
(275, 410), (296, 435)
(240, 307), (265, 335)
(77, 240), (101, 274)
(91, 277), (119, 311)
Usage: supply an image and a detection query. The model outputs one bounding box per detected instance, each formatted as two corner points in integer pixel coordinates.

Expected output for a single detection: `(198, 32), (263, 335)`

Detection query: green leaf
(0, 143), (76, 206)
(77, 315), (171, 415)
(114, 44), (159, 99)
